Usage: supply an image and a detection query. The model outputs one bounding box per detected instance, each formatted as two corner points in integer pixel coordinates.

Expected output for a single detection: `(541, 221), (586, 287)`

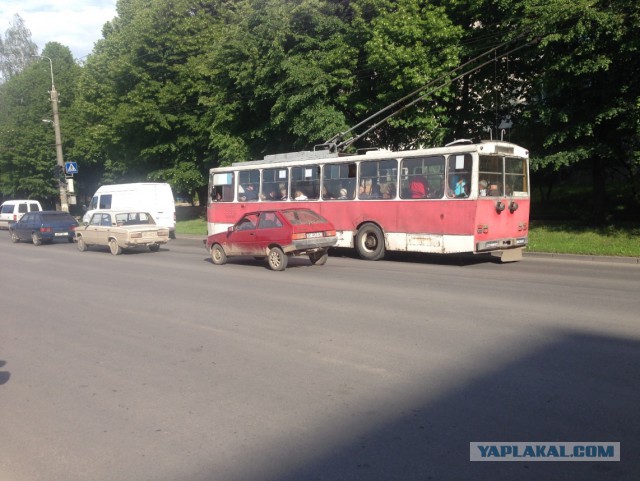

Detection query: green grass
(177, 218), (640, 258)
(527, 222), (640, 257)
(175, 218), (207, 236)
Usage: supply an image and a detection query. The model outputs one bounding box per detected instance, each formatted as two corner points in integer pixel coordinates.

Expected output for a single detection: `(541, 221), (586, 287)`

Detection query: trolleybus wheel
(355, 223), (385, 261)
(267, 246), (288, 271)
(211, 244), (227, 265)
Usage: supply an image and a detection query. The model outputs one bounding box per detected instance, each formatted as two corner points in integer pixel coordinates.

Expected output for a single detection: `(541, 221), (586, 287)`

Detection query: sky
(1, 0), (118, 60)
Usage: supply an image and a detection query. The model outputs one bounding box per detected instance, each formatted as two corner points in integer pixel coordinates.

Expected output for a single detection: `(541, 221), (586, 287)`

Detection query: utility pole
(34, 55), (69, 212)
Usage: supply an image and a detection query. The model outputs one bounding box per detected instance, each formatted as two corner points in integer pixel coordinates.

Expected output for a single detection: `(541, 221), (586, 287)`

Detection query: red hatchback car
(206, 209), (337, 270)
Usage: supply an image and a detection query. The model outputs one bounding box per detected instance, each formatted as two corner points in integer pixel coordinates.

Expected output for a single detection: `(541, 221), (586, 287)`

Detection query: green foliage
(528, 222), (640, 257)
(0, 42), (78, 204)
(0, 14), (38, 82)
(1, 0), (638, 223)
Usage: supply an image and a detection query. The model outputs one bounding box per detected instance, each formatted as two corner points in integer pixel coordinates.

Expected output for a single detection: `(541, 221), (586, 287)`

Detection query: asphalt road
(1, 236), (639, 481)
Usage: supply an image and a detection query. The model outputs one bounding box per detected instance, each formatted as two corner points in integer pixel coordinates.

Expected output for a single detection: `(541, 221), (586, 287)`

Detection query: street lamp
(33, 55), (69, 212)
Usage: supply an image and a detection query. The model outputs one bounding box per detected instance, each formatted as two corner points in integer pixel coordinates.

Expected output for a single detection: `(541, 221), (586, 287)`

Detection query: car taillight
(131, 232), (142, 239)
(325, 230), (336, 237)
(40, 227), (52, 233)
(13, 215), (17, 221)
(70, 225), (77, 231)
(292, 233), (306, 240)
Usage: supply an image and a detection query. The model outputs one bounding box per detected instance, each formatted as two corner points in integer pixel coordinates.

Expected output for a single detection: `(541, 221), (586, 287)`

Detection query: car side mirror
(228, 226), (235, 232)
(83, 221), (89, 226)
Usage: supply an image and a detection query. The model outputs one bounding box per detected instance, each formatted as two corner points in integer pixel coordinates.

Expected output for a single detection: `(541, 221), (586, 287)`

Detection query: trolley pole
(34, 55), (69, 212)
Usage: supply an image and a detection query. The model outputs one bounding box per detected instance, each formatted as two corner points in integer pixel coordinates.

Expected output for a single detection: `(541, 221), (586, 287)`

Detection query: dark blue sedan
(9, 211), (79, 245)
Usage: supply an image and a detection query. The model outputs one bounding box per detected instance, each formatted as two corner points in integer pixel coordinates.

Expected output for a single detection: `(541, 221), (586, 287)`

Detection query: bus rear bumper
(476, 236), (528, 253)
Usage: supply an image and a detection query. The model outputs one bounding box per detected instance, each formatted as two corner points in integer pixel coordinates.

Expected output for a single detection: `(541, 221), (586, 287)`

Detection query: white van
(83, 183), (176, 237)
(0, 200), (43, 229)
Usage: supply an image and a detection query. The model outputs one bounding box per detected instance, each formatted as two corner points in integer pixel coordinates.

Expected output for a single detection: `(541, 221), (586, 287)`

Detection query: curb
(175, 235), (639, 265)
(523, 251), (640, 265)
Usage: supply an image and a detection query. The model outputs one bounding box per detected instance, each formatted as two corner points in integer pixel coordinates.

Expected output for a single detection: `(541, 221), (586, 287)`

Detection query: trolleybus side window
(322, 163), (356, 200)
(400, 156), (445, 199)
(291, 165), (320, 200)
(211, 172), (235, 202)
(238, 169), (260, 202)
(261, 168), (288, 201)
(359, 159), (398, 200)
(447, 153), (472, 198)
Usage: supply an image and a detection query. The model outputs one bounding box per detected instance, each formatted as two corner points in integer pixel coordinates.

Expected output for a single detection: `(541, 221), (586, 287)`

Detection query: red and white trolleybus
(207, 139), (529, 262)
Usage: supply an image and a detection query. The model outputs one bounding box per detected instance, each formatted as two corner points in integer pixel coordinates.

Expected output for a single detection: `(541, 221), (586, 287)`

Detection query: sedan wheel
(267, 246), (288, 271)
(211, 244), (227, 265)
(149, 243), (160, 252)
(10, 231), (19, 243)
(77, 236), (87, 252)
(109, 238), (122, 255)
(31, 233), (42, 246)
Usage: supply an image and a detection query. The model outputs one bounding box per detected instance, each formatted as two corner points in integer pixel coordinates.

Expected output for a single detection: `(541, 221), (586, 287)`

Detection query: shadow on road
(218, 331), (638, 481)
(0, 360), (10, 385)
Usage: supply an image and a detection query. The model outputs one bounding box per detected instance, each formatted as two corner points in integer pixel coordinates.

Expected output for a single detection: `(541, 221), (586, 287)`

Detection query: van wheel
(109, 238), (122, 255)
(31, 233), (42, 246)
(355, 223), (385, 260)
(149, 243), (160, 252)
(77, 236), (87, 252)
(309, 249), (328, 266)
(267, 246), (288, 271)
(10, 231), (19, 243)
(211, 244), (227, 265)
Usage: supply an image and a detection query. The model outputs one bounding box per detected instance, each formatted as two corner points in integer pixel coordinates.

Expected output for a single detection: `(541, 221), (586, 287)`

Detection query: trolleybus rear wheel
(355, 223), (385, 261)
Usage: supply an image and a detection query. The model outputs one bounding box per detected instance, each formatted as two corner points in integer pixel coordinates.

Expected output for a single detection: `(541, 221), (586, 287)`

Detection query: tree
(515, 0), (640, 221)
(0, 14), (38, 83)
(344, 0), (463, 150)
(0, 42), (79, 204)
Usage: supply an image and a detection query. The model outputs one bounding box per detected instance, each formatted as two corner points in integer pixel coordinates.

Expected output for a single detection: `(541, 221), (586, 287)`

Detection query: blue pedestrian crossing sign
(65, 162), (78, 175)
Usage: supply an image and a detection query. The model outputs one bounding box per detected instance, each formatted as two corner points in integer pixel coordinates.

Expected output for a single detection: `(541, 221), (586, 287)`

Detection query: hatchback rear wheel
(267, 246), (288, 271)
(309, 249), (328, 266)
(31, 233), (42, 246)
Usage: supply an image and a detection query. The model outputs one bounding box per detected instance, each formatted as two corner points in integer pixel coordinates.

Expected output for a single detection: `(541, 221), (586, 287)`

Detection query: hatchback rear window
(42, 213), (72, 222)
(282, 209), (328, 225)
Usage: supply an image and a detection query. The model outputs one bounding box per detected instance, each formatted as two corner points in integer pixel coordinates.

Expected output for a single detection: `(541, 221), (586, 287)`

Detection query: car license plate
(306, 232), (323, 238)
(54, 232), (67, 237)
